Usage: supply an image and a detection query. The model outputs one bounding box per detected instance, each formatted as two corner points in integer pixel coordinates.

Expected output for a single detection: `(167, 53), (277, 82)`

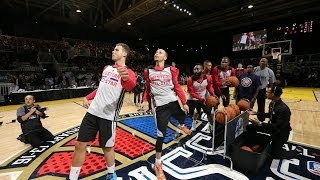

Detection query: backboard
(262, 40), (292, 57)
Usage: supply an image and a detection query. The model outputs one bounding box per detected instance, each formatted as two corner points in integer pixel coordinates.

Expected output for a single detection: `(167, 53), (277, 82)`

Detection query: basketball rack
(205, 109), (234, 170)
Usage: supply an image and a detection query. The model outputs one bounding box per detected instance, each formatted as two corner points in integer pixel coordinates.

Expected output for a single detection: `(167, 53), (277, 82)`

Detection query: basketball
(276, 66), (281, 70)
(276, 73), (281, 77)
(276, 70), (281, 73)
(205, 95), (219, 107)
(228, 104), (240, 115)
(227, 76), (239, 87)
(251, 145), (261, 152)
(215, 110), (226, 124)
(224, 106), (237, 120)
(237, 98), (250, 111)
(241, 146), (253, 152)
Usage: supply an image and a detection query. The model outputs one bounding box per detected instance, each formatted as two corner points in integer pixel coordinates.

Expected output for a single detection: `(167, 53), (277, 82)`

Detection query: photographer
(17, 95), (54, 148)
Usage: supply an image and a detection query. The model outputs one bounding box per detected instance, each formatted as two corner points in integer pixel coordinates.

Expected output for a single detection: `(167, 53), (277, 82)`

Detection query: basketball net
(272, 51), (281, 61)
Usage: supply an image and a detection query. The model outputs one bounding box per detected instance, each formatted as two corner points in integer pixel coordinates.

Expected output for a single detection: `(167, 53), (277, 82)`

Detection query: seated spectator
(17, 95), (54, 147)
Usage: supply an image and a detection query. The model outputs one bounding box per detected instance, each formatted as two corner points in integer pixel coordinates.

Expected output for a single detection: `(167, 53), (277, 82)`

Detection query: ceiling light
(94, 25), (96, 28)
(189, 13), (191, 15)
(184, 9), (186, 12)
(127, 22), (131, 26)
(176, 5), (179, 9)
(173, 4), (176, 7)
(164, 1), (167, 4)
(76, 9), (81, 13)
(248, 4), (253, 8)
(180, 8), (182, 11)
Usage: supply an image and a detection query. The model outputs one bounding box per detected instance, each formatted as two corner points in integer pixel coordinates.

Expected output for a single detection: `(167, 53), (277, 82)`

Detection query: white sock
(69, 166), (81, 180)
(107, 164), (115, 174)
(155, 158), (162, 165)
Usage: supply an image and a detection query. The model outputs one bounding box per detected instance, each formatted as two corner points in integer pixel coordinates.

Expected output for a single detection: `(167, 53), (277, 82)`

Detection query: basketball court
(0, 86), (319, 179)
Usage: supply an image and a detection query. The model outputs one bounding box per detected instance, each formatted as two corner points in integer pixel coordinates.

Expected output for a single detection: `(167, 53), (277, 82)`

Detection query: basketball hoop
(271, 48), (281, 62)
(272, 51), (281, 59)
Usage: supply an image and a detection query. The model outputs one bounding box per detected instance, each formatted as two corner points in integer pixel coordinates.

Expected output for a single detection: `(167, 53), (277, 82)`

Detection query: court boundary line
(313, 90), (318, 102)
(288, 140), (320, 150)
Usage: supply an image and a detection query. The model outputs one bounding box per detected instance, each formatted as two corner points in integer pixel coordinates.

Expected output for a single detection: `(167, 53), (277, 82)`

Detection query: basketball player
(212, 57), (236, 107)
(203, 60), (212, 75)
(140, 49), (190, 180)
(253, 58), (275, 122)
(68, 43), (136, 180)
(236, 65), (261, 108)
(248, 86), (302, 159)
(187, 64), (215, 130)
(233, 63), (246, 99)
(235, 63), (246, 78)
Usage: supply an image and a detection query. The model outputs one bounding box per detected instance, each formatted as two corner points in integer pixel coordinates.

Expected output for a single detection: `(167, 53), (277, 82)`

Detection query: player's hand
(201, 99), (206, 105)
(83, 97), (91, 109)
(117, 66), (129, 81)
(224, 80), (231, 86)
(183, 104), (189, 114)
(140, 101), (148, 111)
(249, 118), (260, 126)
(250, 98), (256, 108)
(221, 95), (226, 101)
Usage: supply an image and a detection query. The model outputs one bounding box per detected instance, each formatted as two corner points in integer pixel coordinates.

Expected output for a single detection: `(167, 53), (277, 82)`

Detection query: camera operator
(16, 95), (54, 148)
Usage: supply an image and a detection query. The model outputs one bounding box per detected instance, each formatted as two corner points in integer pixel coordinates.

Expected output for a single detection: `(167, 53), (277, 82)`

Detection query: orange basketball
(205, 95), (219, 107)
(276, 70), (281, 73)
(227, 76), (239, 87)
(276, 73), (281, 77)
(228, 104), (240, 115)
(237, 98), (250, 111)
(251, 145), (261, 152)
(215, 110), (226, 124)
(224, 106), (237, 121)
(241, 146), (253, 152)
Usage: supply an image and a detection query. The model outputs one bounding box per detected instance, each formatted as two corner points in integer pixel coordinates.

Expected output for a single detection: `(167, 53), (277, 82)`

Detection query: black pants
(187, 100), (212, 124)
(25, 128), (54, 148)
(134, 92), (141, 104)
(257, 88), (266, 122)
(247, 124), (298, 159)
(219, 87), (230, 107)
(155, 101), (187, 152)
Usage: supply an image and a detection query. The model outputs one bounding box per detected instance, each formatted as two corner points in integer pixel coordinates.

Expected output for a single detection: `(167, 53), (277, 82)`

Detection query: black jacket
(17, 105), (46, 134)
(260, 99), (292, 134)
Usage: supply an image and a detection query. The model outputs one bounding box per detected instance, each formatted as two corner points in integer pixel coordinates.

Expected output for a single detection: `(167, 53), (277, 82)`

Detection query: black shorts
(77, 112), (116, 148)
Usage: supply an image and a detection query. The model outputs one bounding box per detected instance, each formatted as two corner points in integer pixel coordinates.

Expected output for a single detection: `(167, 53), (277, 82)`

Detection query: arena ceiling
(1, 0), (320, 37)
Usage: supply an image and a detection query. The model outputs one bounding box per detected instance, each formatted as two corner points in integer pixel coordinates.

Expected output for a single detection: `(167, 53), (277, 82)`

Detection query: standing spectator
(133, 72), (144, 106)
(254, 58), (275, 122)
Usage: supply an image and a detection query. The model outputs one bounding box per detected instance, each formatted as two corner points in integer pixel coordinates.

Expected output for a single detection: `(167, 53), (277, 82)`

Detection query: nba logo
(307, 161), (320, 176)
(235, 118), (243, 138)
